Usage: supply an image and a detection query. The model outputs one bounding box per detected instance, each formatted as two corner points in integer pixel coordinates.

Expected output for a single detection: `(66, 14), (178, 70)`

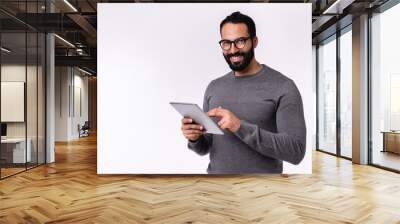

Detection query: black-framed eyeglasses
(218, 36), (251, 50)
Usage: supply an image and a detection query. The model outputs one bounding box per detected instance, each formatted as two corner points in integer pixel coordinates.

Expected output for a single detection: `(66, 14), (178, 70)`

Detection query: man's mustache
(226, 52), (246, 58)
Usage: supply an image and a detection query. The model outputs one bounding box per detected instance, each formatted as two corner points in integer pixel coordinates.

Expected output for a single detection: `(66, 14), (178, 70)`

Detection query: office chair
(79, 121), (90, 138)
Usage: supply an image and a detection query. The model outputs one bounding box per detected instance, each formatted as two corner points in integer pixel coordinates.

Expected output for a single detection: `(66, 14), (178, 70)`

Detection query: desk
(381, 131), (400, 154)
(1, 138), (32, 163)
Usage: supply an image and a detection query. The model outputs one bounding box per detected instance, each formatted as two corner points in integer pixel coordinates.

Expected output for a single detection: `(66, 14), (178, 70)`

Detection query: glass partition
(317, 36), (337, 155)
(27, 30), (38, 169)
(38, 32), (45, 165)
(0, 1), (46, 179)
(1, 31), (28, 177)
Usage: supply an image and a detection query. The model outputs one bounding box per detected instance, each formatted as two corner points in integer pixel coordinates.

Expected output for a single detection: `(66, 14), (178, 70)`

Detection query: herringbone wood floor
(1, 134), (400, 224)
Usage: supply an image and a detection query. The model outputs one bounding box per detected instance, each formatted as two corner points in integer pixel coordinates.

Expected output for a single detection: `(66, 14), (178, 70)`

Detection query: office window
(340, 28), (352, 158)
(371, 3), (400, 171)
(318, 36), (337, 154)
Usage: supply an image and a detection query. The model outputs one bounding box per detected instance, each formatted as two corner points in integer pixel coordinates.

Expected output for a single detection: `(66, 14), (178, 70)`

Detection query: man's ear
(252, 36), (258, 48)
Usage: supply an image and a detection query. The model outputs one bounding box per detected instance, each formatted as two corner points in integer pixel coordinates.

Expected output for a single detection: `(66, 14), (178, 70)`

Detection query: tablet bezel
(170, 102), (224, 135)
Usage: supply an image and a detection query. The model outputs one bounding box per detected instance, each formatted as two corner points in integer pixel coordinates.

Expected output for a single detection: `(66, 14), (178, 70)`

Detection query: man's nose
(228, 43), (239, 55)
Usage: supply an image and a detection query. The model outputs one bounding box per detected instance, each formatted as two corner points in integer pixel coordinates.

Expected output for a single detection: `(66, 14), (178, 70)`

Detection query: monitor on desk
(1, 123), (7, 138)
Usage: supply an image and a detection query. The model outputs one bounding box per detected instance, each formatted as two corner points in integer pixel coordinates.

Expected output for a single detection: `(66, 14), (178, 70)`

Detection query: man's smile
(230, 55), (243, 63)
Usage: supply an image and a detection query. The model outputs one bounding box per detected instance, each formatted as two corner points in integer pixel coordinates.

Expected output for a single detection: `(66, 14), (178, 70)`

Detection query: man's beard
(223, 48), (254, 72)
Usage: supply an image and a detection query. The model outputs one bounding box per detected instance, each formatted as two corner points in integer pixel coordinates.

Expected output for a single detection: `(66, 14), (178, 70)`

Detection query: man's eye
(236, 39), (245, 44)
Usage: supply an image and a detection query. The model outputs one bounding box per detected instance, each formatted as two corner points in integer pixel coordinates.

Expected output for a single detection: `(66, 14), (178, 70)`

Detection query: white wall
(55, 67), (89, 141)
(98, 3), (313, 174)
(55, 67), (69, 141)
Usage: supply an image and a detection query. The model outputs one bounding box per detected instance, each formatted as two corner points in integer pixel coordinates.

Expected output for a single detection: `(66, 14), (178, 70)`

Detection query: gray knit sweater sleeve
(233, 80), (306, 165)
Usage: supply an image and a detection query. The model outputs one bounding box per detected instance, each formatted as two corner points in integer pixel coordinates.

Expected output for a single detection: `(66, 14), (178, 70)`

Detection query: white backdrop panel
(98, 3), (313, 174)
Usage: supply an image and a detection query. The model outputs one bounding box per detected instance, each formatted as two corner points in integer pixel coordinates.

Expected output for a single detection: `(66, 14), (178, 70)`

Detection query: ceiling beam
(67, 13), (97, 46)
(323, 0), (356, 14)
(55, 55), (96, 70)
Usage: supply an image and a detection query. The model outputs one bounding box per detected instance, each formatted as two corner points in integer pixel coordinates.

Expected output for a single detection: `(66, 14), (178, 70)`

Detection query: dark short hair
(220, 11), (256, 38)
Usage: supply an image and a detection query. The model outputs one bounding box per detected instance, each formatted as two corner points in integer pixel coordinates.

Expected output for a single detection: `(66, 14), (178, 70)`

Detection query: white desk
(1, 138), (32, 163)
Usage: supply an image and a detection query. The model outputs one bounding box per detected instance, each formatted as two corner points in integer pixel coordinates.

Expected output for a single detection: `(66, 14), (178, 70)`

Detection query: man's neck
(234, 59), (263, 77)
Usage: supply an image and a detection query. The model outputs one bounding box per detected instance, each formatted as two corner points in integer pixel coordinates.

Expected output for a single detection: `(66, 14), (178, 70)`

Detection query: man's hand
(207, 106), (241, 132)
(181, 117), (205, 141)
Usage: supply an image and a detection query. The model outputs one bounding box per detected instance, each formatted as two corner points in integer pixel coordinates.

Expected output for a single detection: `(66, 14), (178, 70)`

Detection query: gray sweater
(188, 64), (306, 174)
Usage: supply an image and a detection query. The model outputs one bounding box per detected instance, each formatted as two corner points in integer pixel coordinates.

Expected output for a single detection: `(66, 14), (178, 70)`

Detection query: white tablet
(170, 102), (224, 135)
